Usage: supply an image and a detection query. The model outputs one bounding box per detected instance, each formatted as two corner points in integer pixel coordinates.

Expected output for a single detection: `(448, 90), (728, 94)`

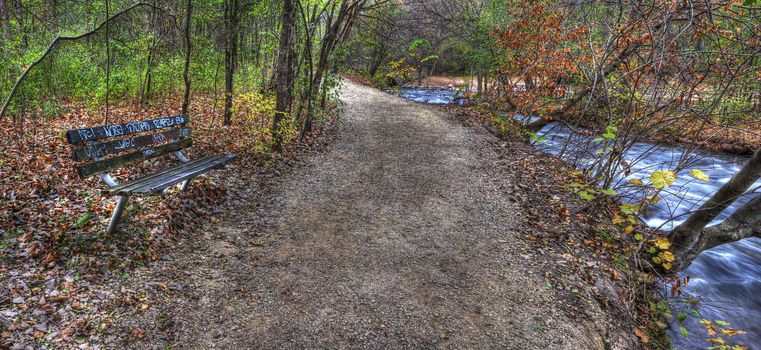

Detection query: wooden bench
(66, 115), (236, 233)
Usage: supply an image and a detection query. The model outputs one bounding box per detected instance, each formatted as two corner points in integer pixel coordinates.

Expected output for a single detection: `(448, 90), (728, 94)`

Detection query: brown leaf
(42, 252), (56, 265)
(634, 327), (649, 344)
(130, 327), (146, 339)
(61, 327), (75, 338)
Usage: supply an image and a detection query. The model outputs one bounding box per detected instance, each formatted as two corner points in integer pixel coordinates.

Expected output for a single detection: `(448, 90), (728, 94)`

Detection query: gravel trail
(144, 81), (610, 349)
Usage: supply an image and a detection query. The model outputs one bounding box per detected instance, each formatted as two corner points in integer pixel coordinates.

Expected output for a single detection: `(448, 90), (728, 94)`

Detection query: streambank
(394, 86), (759, 348)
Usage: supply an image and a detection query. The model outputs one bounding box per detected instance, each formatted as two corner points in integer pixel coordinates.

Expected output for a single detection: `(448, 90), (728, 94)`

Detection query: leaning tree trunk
(670, 147), (761, 271)
(272, 0), (295, 152)
(222, 0), (238, 126)
(0, 2), (150, 118)
(180, 0), (192, 114)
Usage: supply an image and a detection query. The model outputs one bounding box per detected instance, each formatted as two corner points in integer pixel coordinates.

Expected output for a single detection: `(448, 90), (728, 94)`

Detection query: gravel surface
(125, 81), (619, 349)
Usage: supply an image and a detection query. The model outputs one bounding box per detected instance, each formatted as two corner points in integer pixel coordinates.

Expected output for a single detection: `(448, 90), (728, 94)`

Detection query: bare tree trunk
(670, 147), (761, 270)
(141, 43), (155, 106)
(222, 0), (239, 126)
(180, 0), (192, 114)
(0, 0), (11, 39)
(272, 0), (295, 152)
(104, 0), (111, 124)
(11, 0), (27, 49)
(301, 0), (364, 139)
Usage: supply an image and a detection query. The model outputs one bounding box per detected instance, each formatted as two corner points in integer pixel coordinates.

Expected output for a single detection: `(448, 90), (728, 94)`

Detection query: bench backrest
(66, 115), (192, 178)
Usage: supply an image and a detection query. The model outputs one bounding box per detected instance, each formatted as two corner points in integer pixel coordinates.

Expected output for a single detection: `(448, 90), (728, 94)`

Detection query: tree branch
(670, 147), (761, 270)
(673, 194), (761, 271)
(0, 2), (149, 119)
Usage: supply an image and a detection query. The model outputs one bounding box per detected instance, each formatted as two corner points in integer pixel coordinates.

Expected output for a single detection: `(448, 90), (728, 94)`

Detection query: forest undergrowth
(0, 93), (339, 348)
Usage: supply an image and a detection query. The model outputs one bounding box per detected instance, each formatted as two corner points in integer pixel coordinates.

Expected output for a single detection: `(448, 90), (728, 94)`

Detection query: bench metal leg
(175, 151), (191, 192)
(106, 195), (128, 234)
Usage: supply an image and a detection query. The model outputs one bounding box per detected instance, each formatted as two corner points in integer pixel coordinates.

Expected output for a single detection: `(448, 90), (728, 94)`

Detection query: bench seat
(66, 115), (237, 233)
(103, 154), (236, 196)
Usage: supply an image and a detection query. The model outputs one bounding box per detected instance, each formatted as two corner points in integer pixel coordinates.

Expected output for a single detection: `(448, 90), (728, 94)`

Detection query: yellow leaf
(654, 237), (672, 250)
(624, 225), (634, 233)
(628, 178), (644, 186)
(721, 328), (746, 336)
(690, 169), (710, 182)
(662, 262), (672, 270)
(660, 251), (675, 262)
(650, 170), (676, 188)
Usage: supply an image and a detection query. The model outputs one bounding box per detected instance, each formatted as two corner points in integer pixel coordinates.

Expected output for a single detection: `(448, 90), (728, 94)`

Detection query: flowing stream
(395, 87), (761, 349)
(392, 87), (468, 105)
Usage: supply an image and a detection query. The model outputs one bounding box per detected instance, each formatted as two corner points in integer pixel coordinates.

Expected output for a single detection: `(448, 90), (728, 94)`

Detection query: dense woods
(0, 0), (368, 132)
(0, 0), (369, 347)
(1, 0), (760, 348)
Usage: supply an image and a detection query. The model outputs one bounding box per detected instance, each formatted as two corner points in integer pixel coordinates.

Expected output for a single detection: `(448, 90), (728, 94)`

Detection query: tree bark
(301, 0), (364, 139)
(11, 0), (27, 49)
(670, 147), (761, 270)
(222, 0), (239, 126)
(181, 0), (192, 114)
(272, 0), (295, 152)
(0, 0), (10, 39)
(141, 40), (156, 106)
(104, 0), (111, 124)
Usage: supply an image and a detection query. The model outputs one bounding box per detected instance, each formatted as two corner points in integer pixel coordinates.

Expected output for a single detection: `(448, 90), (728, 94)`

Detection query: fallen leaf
(634, 327), (649, 343)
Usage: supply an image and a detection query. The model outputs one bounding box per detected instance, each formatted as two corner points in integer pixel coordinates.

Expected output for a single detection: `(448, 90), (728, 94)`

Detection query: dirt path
(125, 81), (620, 349)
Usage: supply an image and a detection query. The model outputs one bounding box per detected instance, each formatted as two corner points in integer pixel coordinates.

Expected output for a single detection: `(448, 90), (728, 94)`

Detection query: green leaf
(75, 213), (91, 228)
(634, 233), (644, 241)
(715, 320), (730, 326)
(601, 188), (617, 196)
(690, 169), (710, 182)
(593, 137), (605, 143)
(420, 55), (439, 63)
(744, 0), (757, 5)
(691, 310), (700, 318)
(620, 204), (636, 215)
(650, 170), (676, 188)
(680, 326), (688, 338)
(579, 190), (595, 201)
(601, 125), (617, 139)
(529, 132), (547, 143)
(677, 312), (687, 323)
